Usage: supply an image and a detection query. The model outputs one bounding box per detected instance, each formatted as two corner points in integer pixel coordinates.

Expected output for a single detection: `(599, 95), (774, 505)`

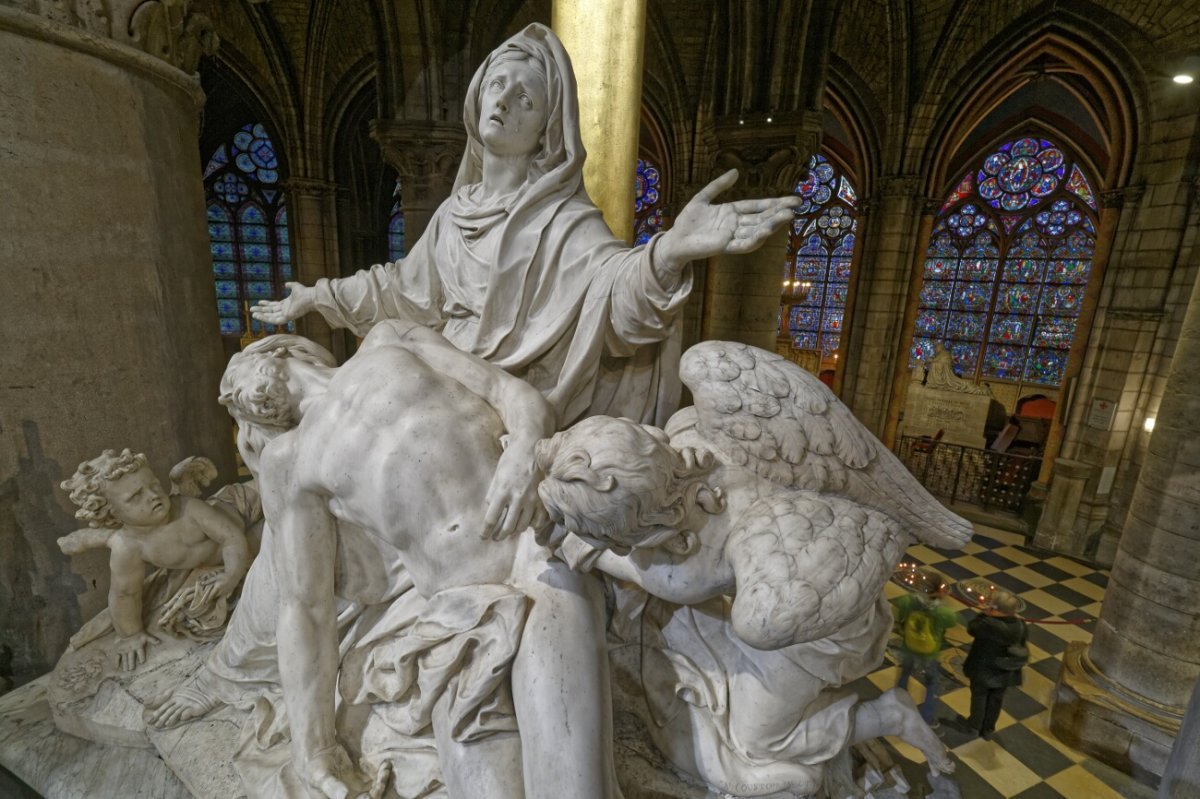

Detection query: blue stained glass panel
(240, 205), (266, 224)
(796, 287), (823, 307)
(280, 263), (292, 280)
(242, 262), (271, 279)
(915, 309), (947, 337)
(821, 310), (843, 332)
(789, 307), (820, 331)
(928, 234), (957, 257)
(1040, 285), (1084, 315)
(833, 233), (856, 258)
(821, 333), (841, 357)
(988, 314), (1032, 345)
(947, 312), (986, 341)
(982, 344), (1026, 380)
(1010, 231), (1044, 257)
(241, 224), (269, 243)
(952, 282), (992, 312)
(1034, 317), (1076, 348)
(829, 258), (852, 281)
(919, 282), (953, 309)
(1046, 259), (1090, 283)
(207, 204), (231, 222)
(279, 245), (291, 264)
(210, 241), (235, 259)
(925, 257), (956, 279)
(910, 338), (937, 368)
(215, 280), (238, 299)
(241, 243), (270, 261)
(208, 222), (232, 241)
(957, 258), (998, 282)
(826, 283), (849, 307)
(213, 262), (237, 278)
(1025, 348), (1068, 385)
(996, 284), (1040, 313)
(246, 281), (273, 300)
(1004, 257), (1043, 282)
(795, 257), (826, 280)
(218, 317), (243, 335)
(216, 299), (239, 316)
(792, 331), (819, 350)
(950, 342), (981, 376)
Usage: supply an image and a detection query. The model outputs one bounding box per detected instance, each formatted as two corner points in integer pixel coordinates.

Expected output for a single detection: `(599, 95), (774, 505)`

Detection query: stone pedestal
(1032, 458), (1095, 557)
(901, 383), (992, 448)
(1053, 642), (1178, 783)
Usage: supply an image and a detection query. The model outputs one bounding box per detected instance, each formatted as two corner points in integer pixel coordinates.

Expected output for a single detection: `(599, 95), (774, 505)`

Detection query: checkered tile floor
(848, 524), (1156, 799)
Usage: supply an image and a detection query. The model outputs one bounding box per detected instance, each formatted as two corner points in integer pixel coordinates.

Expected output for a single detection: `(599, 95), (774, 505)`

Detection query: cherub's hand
(298, 744), (381, 799)
(251, 281), (314, 325)
(482, 439), (548, 541)
(114, 630), (158, 671)
(658, 169), (801, 267)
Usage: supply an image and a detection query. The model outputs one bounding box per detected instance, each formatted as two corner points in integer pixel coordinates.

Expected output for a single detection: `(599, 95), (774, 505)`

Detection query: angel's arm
(561, 532), (733, 605)
(108, 538), (146, 638)
(57, 528), (113, 555)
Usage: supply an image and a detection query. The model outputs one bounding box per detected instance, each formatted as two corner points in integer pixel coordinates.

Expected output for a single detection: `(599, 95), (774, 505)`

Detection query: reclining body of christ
(249, 319), (616, 799)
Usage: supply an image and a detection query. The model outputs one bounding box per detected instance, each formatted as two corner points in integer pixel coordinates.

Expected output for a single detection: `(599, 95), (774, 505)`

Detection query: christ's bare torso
(265, 346), (523, 599)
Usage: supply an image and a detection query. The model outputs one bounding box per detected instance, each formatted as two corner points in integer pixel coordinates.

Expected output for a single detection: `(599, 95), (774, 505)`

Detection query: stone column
(370, 120), (465, 245)
(702, 113), (820, 351)
(1052, 265), (1200, 781)
(282, 177), (340, 358)
(852, 177), (928, 441)
(0, 1), (232, 682)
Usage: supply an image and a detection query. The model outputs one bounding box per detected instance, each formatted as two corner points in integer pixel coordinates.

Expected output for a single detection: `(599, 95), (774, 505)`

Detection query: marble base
(0, 677), (191, 799)
(1050, 641), (1176, 787)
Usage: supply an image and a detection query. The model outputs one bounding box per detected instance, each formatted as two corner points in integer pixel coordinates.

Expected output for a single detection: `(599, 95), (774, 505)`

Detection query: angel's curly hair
(219, 334), (335, 429)
(60, 448), (149, 528)
(535, 416), (725, 554)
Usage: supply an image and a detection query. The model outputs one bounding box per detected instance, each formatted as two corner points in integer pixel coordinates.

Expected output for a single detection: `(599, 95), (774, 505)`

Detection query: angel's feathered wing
(169, 456), (218, 497)
(678, 341), (971, 549)
(727, 491), (909, 647)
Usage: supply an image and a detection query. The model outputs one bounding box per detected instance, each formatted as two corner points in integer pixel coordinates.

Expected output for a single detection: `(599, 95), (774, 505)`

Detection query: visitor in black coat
(959, 589), (1028, 739)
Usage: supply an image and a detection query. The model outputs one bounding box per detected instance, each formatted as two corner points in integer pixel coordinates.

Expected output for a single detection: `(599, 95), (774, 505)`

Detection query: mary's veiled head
(456, 23), (585, 195)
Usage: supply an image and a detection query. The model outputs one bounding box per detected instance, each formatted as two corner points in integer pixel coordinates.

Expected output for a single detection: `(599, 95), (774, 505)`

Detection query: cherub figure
(535, 340), (975, 795)
(59, 450), (251, 670)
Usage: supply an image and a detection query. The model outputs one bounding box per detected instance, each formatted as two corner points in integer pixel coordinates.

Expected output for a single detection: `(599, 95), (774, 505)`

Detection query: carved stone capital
(1101, 185), (1144, 209)
(6, 0), (217, 72)
(711, 110), (822, 195)
(282, 177), (337, 199)
(370, 119), (467, 209)
(920, 196), (944, 215)
(879, 174), (921, 199)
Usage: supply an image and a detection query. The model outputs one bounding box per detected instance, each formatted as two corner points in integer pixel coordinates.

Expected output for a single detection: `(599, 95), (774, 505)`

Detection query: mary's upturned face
(478, 58), (548, 158)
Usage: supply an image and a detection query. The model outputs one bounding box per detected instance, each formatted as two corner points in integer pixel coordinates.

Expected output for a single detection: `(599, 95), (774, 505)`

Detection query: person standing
(894, 569), (958, 726)
(959, 589), (1029, 739)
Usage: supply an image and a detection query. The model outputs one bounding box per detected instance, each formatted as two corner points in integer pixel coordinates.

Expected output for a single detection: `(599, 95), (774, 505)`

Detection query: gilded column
(551, 0), (647, 243)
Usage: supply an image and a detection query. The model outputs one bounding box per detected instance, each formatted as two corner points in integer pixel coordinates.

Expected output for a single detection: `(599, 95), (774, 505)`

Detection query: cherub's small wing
(169, 456), (218, 497)
(726, 491), (908, 649)
(680, 341), (971, 550)
(58, 527), (115, 555)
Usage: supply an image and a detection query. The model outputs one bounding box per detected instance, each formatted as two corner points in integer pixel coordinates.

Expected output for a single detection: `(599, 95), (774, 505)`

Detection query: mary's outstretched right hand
(252, 282), (314, 325)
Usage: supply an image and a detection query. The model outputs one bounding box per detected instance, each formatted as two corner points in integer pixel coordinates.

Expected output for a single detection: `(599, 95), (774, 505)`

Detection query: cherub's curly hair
(219, 334), (335, 429)
(61, 449), (149, 528)
(535, 416), (725, 554)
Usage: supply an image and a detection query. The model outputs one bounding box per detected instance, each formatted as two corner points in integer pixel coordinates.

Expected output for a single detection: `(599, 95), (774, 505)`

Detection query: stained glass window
(784, 154), (858, 358)
(388, 178), (405, 262)
(203, 122), (293, 337)
(634, 157), (665, 245)
(911, 135), (1098, 390)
